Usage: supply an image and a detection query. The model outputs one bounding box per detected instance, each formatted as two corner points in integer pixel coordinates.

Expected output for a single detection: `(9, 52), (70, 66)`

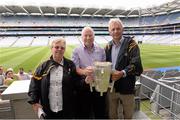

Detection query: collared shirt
(72, 44), (106, 68)
(111, 37), (126, 77)
(49, 59), (63, 112)
(111, 38), (123, 70)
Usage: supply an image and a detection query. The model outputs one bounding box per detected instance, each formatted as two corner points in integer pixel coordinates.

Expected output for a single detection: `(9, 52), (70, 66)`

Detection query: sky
(0, 0), (174, 10)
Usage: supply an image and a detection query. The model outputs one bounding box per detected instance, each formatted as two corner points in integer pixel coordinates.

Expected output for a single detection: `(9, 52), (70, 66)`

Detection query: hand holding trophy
(89, 61), (114, 96)
(84, 66), (94, 76)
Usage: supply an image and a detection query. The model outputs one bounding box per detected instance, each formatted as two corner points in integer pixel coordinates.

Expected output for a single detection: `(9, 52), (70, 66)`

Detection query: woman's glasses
(54, 46), (65, 50)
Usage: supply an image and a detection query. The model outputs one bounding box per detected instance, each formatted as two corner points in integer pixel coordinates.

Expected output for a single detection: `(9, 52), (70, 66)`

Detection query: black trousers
(75, 90), (107, 119)
(45, 110), (64, 119)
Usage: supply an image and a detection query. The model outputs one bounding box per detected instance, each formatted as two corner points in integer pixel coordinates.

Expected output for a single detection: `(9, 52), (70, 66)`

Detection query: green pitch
(0, 44), (180, 73)
(140, 44), (180, 69)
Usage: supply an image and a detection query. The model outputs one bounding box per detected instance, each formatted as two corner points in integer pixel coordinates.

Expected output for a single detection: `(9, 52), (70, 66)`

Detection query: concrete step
(133, 111), (150, 119)
(0, 99), (14, 119)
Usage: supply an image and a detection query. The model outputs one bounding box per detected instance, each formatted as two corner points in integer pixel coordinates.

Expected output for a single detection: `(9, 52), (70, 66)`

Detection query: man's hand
(83, 66), (94, 76)
(111, 70), (124, 81)
(85, 75), (94, 84)
(32, 103), (42, 114)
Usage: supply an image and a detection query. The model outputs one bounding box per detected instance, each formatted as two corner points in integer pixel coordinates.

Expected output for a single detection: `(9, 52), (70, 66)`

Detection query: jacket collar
(49, 56), (64, 67)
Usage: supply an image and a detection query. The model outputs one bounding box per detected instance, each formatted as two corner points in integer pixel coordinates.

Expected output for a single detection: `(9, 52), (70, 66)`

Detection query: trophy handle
(90, 83), (93, 92)
(90, 81), (95, 92)
(109, 81), (115, 92)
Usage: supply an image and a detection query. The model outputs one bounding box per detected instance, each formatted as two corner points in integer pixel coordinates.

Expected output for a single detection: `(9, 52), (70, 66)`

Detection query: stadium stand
(12, 37), (33, 47)
(65, 36), (81, 45)
(0, 37), (18, 47)
(94, 36), (109, 45)
(0, 1), (180, 119)
(31, 36), (49, 46)
(0, 7), (179, 47)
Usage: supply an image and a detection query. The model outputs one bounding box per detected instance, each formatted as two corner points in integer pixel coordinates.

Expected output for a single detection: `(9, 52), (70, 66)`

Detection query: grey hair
(108, 18), (124, 28)
(81, 26), (95, 36)
(50, 37), (66, 48)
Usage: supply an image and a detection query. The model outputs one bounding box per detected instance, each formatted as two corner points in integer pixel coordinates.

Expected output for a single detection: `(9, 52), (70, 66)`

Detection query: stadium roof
(0, 0), (179, 17)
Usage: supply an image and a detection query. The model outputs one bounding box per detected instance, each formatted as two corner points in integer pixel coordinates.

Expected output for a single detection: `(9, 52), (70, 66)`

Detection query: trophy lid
(94, 61), (112, 67)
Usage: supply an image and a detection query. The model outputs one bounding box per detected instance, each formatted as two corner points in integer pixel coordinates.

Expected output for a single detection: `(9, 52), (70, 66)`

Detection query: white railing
(140, 74), (180, 119)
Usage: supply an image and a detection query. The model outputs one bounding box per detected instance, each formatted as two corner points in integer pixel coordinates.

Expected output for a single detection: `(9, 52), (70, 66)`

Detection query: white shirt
(49, 60), (63, 112)
(0, 75), (5, 85)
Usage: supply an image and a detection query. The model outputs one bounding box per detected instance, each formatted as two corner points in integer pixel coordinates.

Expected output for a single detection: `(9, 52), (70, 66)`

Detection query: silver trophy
(90, 62), (114, 96)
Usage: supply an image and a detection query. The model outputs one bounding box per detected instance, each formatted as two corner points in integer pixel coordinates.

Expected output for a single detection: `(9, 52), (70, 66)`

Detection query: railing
(140, 74), (180, 119)
(1, 74), (180, 119)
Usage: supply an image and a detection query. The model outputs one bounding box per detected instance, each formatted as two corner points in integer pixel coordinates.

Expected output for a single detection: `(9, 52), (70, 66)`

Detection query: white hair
(50, 37), (66, 48)
(108, 18), (124, 28)
(81, 26), (95, 37)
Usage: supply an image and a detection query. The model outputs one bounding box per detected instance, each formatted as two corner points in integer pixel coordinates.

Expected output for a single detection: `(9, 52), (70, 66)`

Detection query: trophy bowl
(92, 61), (113, 96)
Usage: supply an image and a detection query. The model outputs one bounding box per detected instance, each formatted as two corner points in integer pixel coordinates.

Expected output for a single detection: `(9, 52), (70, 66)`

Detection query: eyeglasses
(53, 46), (65, 50)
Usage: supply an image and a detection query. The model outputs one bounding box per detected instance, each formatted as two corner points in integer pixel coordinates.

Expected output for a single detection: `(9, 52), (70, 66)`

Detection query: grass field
(2, 45), (178, 118)
(1, 43), (179, 119)
(141, 44), (180, 69)
(0, 44), (180, 73)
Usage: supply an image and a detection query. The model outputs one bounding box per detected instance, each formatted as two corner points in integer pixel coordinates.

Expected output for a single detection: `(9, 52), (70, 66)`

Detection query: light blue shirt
(111, 38), (124, 70)
(72, 44), (106, 68)
(111, 38), (126, 77)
